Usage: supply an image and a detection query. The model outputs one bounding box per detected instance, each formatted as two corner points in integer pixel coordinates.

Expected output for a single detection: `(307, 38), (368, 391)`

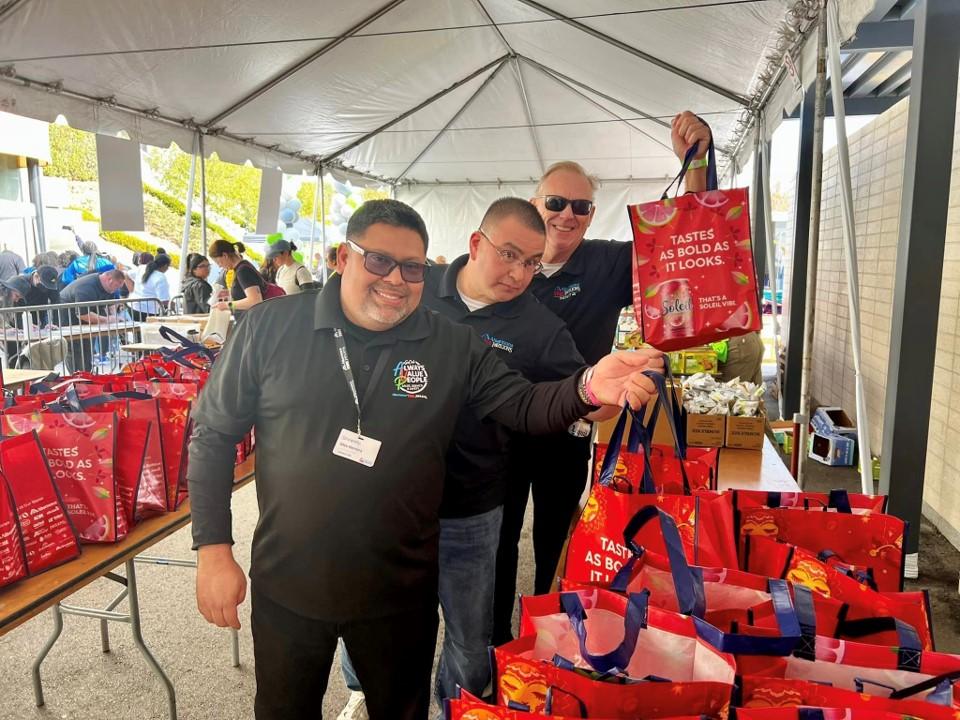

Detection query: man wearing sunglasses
(188, 199), (663, 720)
(493, 111), (713, 644)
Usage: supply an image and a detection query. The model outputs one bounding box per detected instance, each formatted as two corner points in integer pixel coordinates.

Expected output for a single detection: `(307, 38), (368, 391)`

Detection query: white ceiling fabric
(0, 0), (876, 186)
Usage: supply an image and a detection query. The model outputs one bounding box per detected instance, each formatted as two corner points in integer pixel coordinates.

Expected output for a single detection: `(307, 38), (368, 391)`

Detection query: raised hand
(589, 349), (665, 409)
(671, 111), (712, 161)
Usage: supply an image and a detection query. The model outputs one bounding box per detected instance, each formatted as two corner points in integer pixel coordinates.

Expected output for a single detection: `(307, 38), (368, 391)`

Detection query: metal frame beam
(843, 51), (897, 96)
(513, 0), (749, 107)
(879, 0), (960, 555)
(320, 54), (510, 164)
(784, 94), (902, 118)
(751, 139), (768, 291)
(395, 58), (509, 181)
(865, 0), (902, 22)
(519, 57), (672, 154)
(517, 54), (671, 130)
(0, 0), (30, 23)
(204, 0), (407, 127)
(783, 84), (815, 418)
(872, 60), (912, 96)
(843, 20), (914, 52)
(513, 57), (545, 175)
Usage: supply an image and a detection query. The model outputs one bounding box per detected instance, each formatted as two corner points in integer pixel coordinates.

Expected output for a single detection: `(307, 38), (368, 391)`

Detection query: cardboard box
(811, 407), (857, 438)
(686, 413), (726, 447)
(808, 431), (856, 466)
(770, 420), (794, 456)
(725, 413), (765, 450)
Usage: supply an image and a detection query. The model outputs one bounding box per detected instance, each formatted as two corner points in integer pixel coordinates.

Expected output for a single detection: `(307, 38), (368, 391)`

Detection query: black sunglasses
(536, 195), (594, 216)
(347, 239), (428, 283)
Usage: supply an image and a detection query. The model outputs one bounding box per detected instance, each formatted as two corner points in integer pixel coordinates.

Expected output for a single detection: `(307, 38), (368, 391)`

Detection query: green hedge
(142, 185), (262, 263)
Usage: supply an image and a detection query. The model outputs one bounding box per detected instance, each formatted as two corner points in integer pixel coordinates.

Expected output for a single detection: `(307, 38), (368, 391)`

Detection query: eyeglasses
(478, 230), (543, 274)
(346, 239), (428, 283)
(536, 195), (594, 216)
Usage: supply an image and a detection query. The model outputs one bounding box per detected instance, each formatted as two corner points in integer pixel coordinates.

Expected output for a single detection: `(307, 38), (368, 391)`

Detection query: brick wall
(808, 91), (960, 546)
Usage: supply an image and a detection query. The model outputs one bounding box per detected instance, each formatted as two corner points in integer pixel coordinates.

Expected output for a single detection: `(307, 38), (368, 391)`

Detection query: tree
(46, 124), (98, 181)
(146, 146), (262, 230)
(297, 180), (389, 221)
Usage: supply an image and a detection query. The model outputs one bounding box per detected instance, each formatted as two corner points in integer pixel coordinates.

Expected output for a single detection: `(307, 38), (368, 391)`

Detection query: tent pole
(797, 1), (828, 490)
(307, 164), (322, 277)
(179, 133), (198, 281)
(759, 116), (783, 420)
(319, 171), (329, 284)
(512, 57), (545, 174)
(198, 132), (208, 252)
(827, 0), (873, 494)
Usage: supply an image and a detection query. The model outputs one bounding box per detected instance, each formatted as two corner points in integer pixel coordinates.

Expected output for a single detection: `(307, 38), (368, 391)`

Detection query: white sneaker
(337, 691), (368, 720)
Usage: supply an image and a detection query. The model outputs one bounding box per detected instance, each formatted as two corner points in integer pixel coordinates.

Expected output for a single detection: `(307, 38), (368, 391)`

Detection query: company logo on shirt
(392, 360), (429, 399)
(553, 282), (581, 301)
(481, 333), (514, 353)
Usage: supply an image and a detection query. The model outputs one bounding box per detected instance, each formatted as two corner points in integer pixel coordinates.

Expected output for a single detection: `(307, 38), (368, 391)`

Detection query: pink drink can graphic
(658, 278), (694, 340)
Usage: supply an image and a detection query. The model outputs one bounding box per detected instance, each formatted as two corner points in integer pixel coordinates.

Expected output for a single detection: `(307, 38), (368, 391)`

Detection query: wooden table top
(1, 368), (55, 389)
(0, 457), (255, 637)
(717, 436), (799, 491)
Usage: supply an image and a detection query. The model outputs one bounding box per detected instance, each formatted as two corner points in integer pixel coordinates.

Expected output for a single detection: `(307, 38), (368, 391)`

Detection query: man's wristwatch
(577, 366), (600, 408)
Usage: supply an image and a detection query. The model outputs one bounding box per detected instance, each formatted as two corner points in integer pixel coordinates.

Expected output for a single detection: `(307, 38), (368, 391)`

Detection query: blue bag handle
(615, 505), (800, 655)
(827, 489), (853, 513)
(794, 584), (922, 670)
(642, 361), (687, 460)
(661, 119), (718, 199)
(558, 590), (649, 675)
(597, 407), (648, 488)
(617, 505), (704, 616)
(158, 325), (216, 361)
(889, 670), (960, 703)
(641, 369), (691, 493)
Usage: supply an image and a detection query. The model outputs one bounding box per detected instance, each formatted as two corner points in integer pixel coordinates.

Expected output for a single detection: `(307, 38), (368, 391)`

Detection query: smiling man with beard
(187, 199), (663, 720)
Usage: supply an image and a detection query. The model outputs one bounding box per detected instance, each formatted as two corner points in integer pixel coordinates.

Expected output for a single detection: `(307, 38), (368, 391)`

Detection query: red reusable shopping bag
(3, 409), (126, 543)
(738, 504), (906, 591)
(123, 398), (168, 519)
(0, 432), (80, 573)
(734, 489), (888, 515)
(156, 397), (192, 510)
(0, 472), (28, 588)
(739, 675), (960, 720)
(628, 143), (761, 351)
(743, 534), (934, 650)
(493, 589), (734, 718)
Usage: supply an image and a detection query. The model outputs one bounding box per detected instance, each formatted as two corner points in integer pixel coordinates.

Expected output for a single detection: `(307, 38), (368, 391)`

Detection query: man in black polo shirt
(492, 112), (713, 643)
(416, 197), (619, 709)
(187, 199), (662, 720)
(58, 269), (128, 372)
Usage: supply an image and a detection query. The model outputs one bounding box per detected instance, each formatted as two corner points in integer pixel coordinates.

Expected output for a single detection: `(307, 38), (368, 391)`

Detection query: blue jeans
(435, 505), (503, 705)
(341, 506), (504, 706)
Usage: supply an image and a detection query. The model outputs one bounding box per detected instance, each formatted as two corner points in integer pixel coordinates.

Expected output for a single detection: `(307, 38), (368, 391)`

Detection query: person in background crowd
(258, 256), (277, 285)
(208, 240), (265, 316)
(493, 112), (713, 645)
(57, 250), (78, 271)
(128, 252), (172, 319)
(269, 240), (314, 295)
(433, 255), (448, 265)
(58, 269), (128, 372)
(325, 245), (339, 276)
(3, 267), (61, 328)
(187, 198), (661, 720)
(61, 241), (115, 285)
(183, 253), (213, 314)
(717, 335), (764, 385)
(22, 251), (59, 276)
(0, 247), (25, 282)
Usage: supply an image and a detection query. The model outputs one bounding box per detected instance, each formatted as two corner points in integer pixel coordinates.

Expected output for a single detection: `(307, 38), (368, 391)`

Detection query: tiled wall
(808, 93), (960, 547)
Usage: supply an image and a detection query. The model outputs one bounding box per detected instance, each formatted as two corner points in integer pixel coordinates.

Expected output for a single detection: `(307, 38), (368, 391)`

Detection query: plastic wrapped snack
(682, 373), (765, 417)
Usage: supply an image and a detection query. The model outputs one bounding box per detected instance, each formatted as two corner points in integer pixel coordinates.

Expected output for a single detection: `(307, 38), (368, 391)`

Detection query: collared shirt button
(363, 364), (371, 371)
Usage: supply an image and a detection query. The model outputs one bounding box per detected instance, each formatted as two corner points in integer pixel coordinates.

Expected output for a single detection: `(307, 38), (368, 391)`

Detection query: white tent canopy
(0, 0), (876, 252)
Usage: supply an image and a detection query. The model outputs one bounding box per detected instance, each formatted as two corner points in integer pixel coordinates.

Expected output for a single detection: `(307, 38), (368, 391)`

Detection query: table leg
(100, 586), (129, 653)
(31, 605), (64, 707)
(126, 558), (177, 720)
(231, 628), (240, 668)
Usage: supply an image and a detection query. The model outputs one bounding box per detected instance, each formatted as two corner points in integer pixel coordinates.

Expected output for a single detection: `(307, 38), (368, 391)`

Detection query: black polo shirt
(529, 239), (633, 364)
(188, 275), (594, 622)
(421, 255), (586, 518)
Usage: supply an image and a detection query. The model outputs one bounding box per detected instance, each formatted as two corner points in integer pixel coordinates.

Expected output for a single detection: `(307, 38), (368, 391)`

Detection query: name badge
(332, 429), (382, 467)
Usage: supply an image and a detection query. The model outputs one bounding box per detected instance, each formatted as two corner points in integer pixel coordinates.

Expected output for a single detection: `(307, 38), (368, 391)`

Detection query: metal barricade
(0, 297), (164, 374)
